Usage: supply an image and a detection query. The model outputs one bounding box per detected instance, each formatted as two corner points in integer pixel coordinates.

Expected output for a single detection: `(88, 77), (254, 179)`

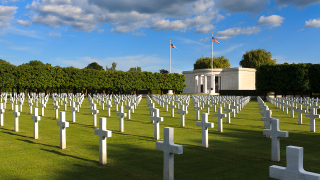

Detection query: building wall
(182, 68), (256, 93)
(238, 70), (256, 90)
(221, 70), (239, 90)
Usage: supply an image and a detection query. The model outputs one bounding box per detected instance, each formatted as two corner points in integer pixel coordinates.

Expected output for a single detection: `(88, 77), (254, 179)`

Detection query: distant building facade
(182, 68), (256, 94)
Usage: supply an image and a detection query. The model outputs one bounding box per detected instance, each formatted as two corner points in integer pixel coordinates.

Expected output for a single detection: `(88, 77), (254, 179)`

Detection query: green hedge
(256, 63), (320, 93)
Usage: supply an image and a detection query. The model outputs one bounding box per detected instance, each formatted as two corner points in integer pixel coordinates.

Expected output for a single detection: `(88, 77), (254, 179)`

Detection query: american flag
(212, 37), (220, 44)
(171, 44), (177, 50)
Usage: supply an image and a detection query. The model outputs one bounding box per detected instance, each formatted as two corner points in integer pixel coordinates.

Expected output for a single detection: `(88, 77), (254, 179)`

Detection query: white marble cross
(29, 101), (33, 114)
(0, 103), (5, 126)
(57, 111), (69, 149)
(101, 99), (105, 110)
(168, 101), (176, 117)
(70, 102), (77, 122)
(196, 113), (214, 148)
(125, 104), (132, 120)
(94, 117), (112, 164)
(204, 101), (211, 115)
(150, 108), (163, 140)
(156, 127), (183, 180)
(214, 107), (227, 132)
(177, 104), (187, 127)
(164, 100), (169, 112)
(75, 101), (80, 112)
(31, 108), (41, 139)
(261, 110), (272, 130)
(106, 100), (112, 117)
(116, 106), (126, 132)
(311, 102), (320, 114)
(40, 100), (46, 116)
(263, 118), (289, 162)
(270, 146), (320, 180)
(91, 104), (99, 127)
(230, 102), (237, 118)
(305, 108), (320, 132)
(54, 101), (60, 119)
(13, 105), (20, 132)
(194, 102), (202, 120)
(19, 99), (23, 112)
(223, 104), (233, 124)
(114, 100), (119, 111)
(63, 99), (67, 111)
(130, 101), (135, 113)
(296, 104), (306, 124)
(289, 103), (295, 118)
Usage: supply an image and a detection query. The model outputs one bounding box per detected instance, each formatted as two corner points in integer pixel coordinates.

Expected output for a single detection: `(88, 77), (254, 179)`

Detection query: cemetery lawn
(0, 97), (319, 180)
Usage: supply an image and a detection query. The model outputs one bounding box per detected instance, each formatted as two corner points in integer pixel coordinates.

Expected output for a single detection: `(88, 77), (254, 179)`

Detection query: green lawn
(0, 97), (319, 180)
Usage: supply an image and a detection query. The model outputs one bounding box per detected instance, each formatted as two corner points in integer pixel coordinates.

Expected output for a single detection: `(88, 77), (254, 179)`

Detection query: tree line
(256, 63), (320, 95)
(0, 60), (186, 97)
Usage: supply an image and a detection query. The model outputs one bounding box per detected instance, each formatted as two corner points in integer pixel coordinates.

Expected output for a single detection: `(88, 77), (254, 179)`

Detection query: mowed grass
(0, 97), (319, 180)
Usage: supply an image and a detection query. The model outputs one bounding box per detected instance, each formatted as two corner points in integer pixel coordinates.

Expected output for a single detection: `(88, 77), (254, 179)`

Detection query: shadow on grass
(113, 131), (154, 142)
(0, 128), (33, 139)
(41, 148), (98, 164)
(17, 138), (60, 149)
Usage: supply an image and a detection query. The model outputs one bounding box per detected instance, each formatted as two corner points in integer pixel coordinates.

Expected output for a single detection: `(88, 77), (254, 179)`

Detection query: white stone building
(182, 68), (256, 94)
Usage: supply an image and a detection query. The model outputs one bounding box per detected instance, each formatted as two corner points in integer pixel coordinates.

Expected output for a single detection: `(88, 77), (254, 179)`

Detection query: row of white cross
(257, 96), (320, 180)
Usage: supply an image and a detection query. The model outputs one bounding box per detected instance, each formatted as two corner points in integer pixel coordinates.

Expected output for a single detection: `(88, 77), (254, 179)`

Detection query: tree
(128, 66), (141, 72)
(159, 69), (169, 74)
(193, 56), (231, 70)
(24, 60), (51, 67)
(86, 62), (104, 70)
(106, 62), (117, 71)
(239, 49), (276, 68)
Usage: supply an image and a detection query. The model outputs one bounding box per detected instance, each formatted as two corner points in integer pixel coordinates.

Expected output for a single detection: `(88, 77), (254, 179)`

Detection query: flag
(171, 44), (177, 50)
(212, 37), (220, 44)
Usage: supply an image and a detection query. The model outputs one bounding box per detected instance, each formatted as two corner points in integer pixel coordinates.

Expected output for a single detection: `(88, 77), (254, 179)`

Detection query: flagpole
(210, 32), (214, 95)
(170, 39), (171, 73)
(211, 32), (213, 77)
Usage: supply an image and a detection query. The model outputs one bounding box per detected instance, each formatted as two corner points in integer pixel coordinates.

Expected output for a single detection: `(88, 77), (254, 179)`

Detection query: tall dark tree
(86, 62), (104, 70)
(193, 56), (231, 70)
(128, 66), (142, 72)
(159, 69), (169, 74)
(106, 62), (117, 71)
(239, 49), (276, 68)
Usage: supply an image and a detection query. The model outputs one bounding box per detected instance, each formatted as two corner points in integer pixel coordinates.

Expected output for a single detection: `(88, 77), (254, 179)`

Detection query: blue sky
(0, 0), (320, 74)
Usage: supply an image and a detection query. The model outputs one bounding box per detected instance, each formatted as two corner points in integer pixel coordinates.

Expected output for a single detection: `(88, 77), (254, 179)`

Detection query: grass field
(0, 97), (319, 180)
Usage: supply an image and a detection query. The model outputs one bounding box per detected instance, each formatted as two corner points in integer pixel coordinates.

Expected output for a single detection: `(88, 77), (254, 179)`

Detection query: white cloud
(15, 20), (32, 26)
(0, 5), (18, 29)
(7, 27), (42, 38)
(212, 44), (244, 56)
(132, 31), (146, 36)
(304, 18), (320, 28)
(46, 32), (61, 37)
(275, 0), (320, 8)
(25, 0), (222, 34)
(215, 0), (270, 15)
(256, 15), (285, 28)
(194, 24), (215, 34)
(215, 26), (261, 39)
(0, 39), (12, 45)
(1, 0), (20, 3)
(199, 37), (210, 42)
(97, 29), (104, 33)
(57, 54), (172, 72)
